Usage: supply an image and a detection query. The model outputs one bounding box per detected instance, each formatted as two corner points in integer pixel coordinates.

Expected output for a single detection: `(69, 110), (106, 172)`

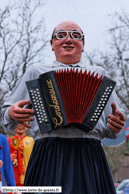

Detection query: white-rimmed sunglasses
(53, 30), (84, 40)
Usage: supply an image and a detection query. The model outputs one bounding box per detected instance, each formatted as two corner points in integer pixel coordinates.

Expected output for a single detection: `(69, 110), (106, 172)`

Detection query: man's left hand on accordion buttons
(107, 103), (125, 132)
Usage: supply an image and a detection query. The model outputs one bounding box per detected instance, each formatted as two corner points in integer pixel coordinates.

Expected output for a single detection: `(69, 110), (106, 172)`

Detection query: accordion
(26, 68), (116, 133)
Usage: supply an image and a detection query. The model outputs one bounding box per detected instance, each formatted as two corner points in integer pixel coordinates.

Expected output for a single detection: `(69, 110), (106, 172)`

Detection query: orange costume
(8, 135), (34, 186)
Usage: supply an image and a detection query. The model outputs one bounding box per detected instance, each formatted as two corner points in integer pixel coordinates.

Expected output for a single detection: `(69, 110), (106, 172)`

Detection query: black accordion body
(26, 68), (116, 133)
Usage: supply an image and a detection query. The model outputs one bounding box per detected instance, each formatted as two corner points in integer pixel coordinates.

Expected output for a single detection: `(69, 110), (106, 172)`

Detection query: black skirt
(24, 137), (116, 194)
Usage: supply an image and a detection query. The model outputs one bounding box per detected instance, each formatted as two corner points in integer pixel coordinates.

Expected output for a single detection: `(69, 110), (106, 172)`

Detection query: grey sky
(43, 0), (129, 63)
(1, 0), (129, 63)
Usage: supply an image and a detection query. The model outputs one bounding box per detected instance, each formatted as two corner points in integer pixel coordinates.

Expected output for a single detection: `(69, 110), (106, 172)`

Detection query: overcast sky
(43, 0), (129, 63)
(1, 0), (129, 63)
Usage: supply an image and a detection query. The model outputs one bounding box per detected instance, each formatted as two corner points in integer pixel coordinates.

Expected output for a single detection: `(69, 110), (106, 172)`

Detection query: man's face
(51, 21), (84, 64)
(15, 124), (27, 136)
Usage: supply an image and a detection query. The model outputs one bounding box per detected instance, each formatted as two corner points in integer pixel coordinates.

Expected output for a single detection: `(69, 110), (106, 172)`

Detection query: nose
(65, 34), (73, 45)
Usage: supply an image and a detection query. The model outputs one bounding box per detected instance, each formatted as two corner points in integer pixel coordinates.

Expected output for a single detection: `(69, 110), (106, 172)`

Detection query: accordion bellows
(26, 68), (116, 133)
(54, 68), (103, 123)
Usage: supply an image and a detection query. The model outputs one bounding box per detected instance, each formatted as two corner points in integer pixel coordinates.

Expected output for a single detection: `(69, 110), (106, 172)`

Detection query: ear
(50, 39), (54, 51)
(82, 44), (84, 52)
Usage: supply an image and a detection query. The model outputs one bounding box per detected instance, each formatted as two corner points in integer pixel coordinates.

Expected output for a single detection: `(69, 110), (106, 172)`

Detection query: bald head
(51, 20), (84, 44)
(50, 20), (84, 65)
(56, 20), (81, 31)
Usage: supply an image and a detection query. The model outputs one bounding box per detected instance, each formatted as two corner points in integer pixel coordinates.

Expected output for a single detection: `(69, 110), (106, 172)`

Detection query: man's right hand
(11, 151), (17, 162)
(8, 100), (35, 128)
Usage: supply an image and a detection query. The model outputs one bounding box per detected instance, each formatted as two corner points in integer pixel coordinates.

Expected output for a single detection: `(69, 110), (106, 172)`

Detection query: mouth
(63, 46), (74, 50)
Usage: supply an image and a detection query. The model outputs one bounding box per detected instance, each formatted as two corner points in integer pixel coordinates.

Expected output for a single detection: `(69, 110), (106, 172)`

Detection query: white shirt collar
(52, 61), (87, 68)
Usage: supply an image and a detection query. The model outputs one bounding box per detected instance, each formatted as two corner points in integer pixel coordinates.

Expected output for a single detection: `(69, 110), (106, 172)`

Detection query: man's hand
(8, 100), (35, 128)
(11, 151), (17, 162)
(108, 103), (126, 132)
(0, 160), (3, 168)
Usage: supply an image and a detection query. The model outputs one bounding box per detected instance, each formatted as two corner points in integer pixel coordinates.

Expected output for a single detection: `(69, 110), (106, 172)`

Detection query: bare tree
(83, 10), (129, 181)
(84, 10), (129, 118)
(0, 0), (48, 110)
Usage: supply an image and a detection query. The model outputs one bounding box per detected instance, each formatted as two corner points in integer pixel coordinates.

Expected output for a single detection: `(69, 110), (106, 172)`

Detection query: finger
(108, 124), (120, 132)
(19, 122), (31, 128)
(12, 112), (35, 119)
(16, 100), (31, 108)
(108, 118), (124, 130)
(111, 103), (117, 116)
(15, 117), (34, 123)
(108, 114), (125, 126)
(116, 111), (126, 121)
(15, 108), (35, 115)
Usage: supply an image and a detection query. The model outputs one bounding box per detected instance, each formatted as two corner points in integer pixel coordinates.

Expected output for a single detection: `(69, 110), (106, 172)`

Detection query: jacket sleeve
(0, 65), (38, 131)
(3, 135), (16, 186)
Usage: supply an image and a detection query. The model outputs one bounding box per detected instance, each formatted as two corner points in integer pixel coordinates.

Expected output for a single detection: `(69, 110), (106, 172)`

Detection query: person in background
(0, 20), (125, 194)
(0, 134), (15, 186)
(8, 124), (34, 186)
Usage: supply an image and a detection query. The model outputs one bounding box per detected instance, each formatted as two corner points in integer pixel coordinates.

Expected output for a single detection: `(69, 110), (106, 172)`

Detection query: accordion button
(99, 110), (101, 112)
(110, 86), (113, 88)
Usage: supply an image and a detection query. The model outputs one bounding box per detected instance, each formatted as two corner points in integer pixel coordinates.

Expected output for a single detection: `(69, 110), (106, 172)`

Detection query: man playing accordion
(0, 20), (125, 194)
